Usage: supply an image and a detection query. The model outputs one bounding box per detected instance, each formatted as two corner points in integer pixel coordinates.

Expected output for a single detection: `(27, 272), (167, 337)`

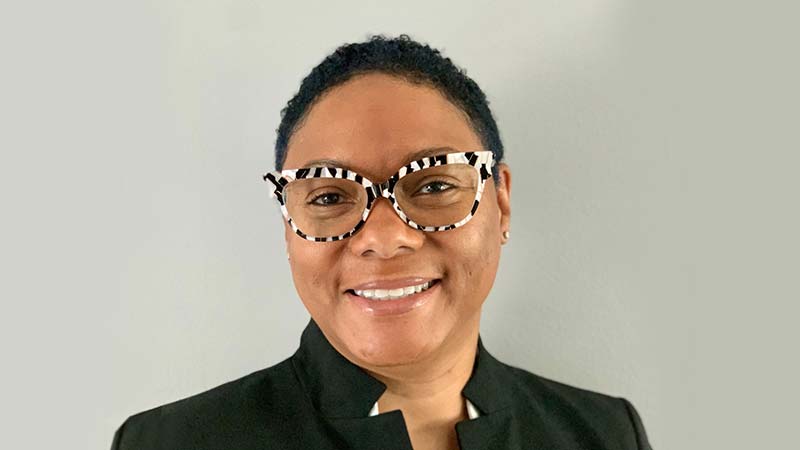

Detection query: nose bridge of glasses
(370, 179), (396, 199)
(365, 180), (406, 224)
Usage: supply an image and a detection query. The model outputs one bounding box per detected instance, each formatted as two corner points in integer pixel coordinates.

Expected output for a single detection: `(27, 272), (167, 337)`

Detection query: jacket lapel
(457, 338), (566, 449)
(326, 411), (414, 450)
(291, 319), (414, 450)
(455, 406), (567, 450)
(291, 319), (561, 450)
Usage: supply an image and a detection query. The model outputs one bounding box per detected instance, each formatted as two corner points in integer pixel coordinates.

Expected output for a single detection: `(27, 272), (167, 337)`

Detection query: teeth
(353, 281), (435, 301)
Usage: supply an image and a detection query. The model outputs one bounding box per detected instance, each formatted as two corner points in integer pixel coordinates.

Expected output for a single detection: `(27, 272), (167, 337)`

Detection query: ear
(494, 163), (512, 236)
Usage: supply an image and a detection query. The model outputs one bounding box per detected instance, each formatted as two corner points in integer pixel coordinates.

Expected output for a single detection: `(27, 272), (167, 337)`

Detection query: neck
(366, 324), (480, 450)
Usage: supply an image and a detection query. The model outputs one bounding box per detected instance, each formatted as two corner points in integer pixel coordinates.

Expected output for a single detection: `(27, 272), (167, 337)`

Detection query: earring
(502, 230), (510, 243)
(287, 253), (291, 261)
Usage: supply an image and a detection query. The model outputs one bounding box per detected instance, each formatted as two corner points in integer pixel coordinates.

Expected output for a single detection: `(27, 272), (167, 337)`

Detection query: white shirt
(368, 398), (481, 420)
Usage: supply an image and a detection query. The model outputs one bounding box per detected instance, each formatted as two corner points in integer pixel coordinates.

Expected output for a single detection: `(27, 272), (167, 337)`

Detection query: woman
(111, 35), (652, 450)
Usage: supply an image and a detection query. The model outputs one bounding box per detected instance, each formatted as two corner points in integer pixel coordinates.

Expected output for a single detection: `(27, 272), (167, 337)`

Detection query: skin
(282, 73), (512, 450)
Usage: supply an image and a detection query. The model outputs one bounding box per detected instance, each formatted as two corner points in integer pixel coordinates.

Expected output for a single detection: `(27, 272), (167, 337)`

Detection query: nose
(347, 197), (424, 259)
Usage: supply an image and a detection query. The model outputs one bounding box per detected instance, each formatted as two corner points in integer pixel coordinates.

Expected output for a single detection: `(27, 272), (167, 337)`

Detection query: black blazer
(111, 319), (652, 449)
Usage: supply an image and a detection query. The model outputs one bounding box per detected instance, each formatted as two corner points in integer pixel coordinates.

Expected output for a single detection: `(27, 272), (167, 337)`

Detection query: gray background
(2, 1), (797, 449)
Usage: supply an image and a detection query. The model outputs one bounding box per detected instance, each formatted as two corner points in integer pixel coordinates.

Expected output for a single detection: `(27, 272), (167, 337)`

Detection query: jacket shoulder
(501, 363), (651, 449)
(506, 363), (628, 415)
(112, 357), (309, 450)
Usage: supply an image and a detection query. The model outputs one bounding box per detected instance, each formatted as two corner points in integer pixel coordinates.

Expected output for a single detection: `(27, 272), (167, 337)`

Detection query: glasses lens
(284, 177), (366, 238)
(395, 164), (479, 227)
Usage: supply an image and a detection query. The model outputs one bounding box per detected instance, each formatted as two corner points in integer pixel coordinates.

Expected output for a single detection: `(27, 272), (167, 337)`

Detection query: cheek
(446, 216), (502, 304)
(287, 237), (343, 308)
(462, 239), (500, 286)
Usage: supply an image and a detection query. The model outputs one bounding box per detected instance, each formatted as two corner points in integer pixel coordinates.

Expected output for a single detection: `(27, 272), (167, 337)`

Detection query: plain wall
(2, 1), (797, 449)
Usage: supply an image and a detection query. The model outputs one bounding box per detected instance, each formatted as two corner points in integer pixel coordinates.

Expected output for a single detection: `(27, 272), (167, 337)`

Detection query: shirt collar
(368, 398), (480, 419)
(290, 318), (515, 419)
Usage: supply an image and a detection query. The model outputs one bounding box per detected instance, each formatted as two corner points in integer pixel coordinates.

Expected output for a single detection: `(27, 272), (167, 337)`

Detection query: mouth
(346, 279), (440, 301)
(344, 278), (441, 316)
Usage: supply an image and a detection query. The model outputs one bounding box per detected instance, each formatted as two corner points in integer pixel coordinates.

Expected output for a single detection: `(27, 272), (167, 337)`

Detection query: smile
(351, 280), (438, 301)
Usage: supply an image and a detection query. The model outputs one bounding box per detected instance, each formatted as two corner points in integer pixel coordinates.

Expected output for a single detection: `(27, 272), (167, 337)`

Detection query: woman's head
(273, 35), (511, 372)
(275, 34), (505, 182)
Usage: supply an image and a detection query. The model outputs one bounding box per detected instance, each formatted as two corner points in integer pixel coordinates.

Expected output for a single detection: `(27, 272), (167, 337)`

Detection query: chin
(341, 319), (443, 369)
(352, 341), (432, 369)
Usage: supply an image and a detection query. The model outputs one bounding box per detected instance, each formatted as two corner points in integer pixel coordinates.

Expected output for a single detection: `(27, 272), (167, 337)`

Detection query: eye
(309, 192), (344, 206)
(417, 181), (455, 195)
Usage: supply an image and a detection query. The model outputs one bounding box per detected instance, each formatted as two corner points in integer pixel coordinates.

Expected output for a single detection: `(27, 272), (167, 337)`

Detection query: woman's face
(282, 73), (511, 370)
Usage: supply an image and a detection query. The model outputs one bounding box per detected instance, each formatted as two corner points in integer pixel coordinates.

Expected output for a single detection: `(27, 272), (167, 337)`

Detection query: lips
(347, 277), (439, 292)
(351, 279), (438, 301)
(344, 278), (441, 316)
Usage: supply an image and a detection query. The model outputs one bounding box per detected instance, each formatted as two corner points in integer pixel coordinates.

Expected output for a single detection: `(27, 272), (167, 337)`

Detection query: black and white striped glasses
(263, 151), (495, 242)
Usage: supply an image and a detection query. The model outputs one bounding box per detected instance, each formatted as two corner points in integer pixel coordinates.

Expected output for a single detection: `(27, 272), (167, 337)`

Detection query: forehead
(283, 73), (483, 179)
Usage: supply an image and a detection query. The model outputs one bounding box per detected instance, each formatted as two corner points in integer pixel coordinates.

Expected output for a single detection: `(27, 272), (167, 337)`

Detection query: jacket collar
(291, 318), (386, 418)
(290, 319), (566, 450)
(290, 318), (517, 419)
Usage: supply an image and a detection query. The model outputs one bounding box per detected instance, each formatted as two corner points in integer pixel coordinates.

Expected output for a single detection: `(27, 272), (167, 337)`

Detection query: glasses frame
(262, 150), (495, 242)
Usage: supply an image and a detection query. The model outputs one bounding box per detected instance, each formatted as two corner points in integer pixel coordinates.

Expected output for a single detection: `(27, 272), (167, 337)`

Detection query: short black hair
(274, 34), (504, 181)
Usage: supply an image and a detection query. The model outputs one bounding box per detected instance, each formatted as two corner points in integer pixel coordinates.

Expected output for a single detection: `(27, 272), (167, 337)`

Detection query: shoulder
(112, 357), (308, 450)
(501, 362), (651, 449)
(506, 362), (628, 417)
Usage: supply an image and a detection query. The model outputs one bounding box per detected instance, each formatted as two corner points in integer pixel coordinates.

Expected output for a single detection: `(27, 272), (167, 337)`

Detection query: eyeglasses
(263, 150), (495, 242)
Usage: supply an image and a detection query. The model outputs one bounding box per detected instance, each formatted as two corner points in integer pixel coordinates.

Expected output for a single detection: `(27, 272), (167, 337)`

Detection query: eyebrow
(300, 146), (460, 171)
